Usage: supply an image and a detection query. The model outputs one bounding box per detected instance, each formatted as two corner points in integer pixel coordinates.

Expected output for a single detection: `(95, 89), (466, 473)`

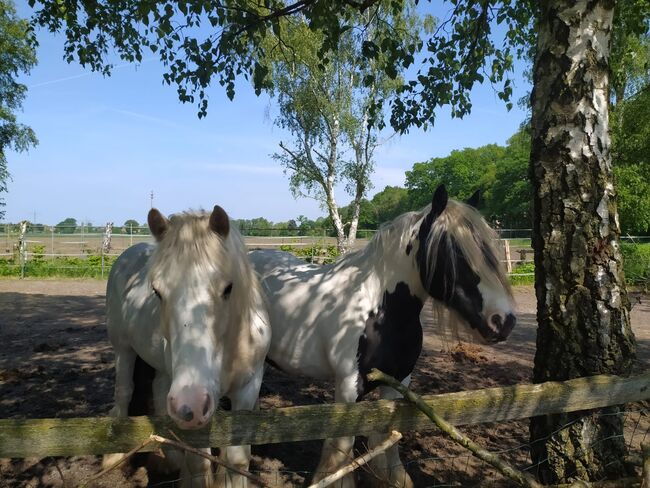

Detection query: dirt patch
(0, 280), (648, 487)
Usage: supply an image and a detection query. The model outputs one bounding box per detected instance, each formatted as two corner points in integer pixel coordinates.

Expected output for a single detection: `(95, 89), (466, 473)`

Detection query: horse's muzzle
(490, 313), (516, 342)
(167, 387), (214, 430)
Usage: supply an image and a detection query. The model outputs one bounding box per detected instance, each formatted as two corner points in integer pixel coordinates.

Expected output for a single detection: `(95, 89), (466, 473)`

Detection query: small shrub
(279, 243), (340, 264)
(510, 262), (535, 285)
(621, 243), (650, 288)
(0, 258), (19, 276)
(31, 244), (46, 263)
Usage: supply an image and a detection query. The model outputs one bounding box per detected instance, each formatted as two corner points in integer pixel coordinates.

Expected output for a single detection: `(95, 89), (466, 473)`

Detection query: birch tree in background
(268, 6), (422, 252)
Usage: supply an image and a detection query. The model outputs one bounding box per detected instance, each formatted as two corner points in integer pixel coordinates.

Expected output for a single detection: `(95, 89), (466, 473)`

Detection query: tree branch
(366, 369), (543, 488)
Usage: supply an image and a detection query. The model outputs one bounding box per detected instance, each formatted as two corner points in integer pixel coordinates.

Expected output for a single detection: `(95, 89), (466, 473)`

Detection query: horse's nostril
(202, 394), (211, 417)
(178, 404), (194, 422)
(491, 314), (503, 328)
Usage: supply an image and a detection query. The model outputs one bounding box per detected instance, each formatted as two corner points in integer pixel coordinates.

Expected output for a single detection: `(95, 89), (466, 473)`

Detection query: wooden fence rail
(1, 372), (648, 459)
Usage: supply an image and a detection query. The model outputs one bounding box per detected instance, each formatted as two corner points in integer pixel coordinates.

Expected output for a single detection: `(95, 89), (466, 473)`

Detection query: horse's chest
(356, 282), (423, 397)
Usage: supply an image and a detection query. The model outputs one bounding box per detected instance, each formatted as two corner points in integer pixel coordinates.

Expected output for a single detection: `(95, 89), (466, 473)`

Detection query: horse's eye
(223, 283), (233, 299)
(152, 287), (162, 300)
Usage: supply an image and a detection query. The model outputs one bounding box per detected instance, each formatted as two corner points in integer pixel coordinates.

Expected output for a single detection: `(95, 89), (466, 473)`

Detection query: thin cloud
(28, 58), (155, 89)
(107, 108), (183, 129)
(29, 72), (94, 88)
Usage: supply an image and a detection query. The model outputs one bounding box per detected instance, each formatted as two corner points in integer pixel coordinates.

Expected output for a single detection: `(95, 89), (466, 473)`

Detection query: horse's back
(248, 249), (362, 379)
(107, 242), (155, 314)
(248, 249), (314, 277)
(106, 242), (165, 369)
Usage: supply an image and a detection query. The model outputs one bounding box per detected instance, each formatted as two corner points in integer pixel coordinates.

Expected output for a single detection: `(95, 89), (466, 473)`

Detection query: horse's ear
(466, 190), (480, 209)
(209, 205), (230, 238)
(148, 208), (169, 241)
(430, 184), (448, 219)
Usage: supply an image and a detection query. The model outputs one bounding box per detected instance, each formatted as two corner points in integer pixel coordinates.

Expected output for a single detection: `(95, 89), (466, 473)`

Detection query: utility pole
(150, 190), (154, 209)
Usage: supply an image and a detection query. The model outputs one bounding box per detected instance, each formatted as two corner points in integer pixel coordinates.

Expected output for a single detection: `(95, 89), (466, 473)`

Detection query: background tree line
(345, 91), (650, 234)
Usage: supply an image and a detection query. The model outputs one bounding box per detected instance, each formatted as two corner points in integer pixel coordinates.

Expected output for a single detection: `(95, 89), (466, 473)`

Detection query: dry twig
(150, 433), (271, 488)
(306, 431), (403, 488)
(78, 437), (155, 488)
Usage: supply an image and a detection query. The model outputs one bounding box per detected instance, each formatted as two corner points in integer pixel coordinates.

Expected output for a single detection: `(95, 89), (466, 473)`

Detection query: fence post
(101, 222), (113, 279)
(503, 239), (512, 273)
(18, 221), (27, 279)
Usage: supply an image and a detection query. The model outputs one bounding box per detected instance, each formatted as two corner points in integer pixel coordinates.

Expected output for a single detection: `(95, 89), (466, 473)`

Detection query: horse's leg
(214, 368), (264, 488)
(180, 451), (213, 488)
(102, 346), (137, 469)
(110, 345), (137, 416)
(367, 376), (414, 488)
(312, 373), (359, 488)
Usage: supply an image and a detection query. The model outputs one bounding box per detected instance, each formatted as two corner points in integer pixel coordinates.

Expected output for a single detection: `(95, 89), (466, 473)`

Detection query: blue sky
(3, 2), (531, 226)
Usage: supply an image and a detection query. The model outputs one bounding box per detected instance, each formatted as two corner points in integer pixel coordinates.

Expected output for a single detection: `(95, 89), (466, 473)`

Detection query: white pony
(105, 205), (271, 487)
(249, 185), (516, 487)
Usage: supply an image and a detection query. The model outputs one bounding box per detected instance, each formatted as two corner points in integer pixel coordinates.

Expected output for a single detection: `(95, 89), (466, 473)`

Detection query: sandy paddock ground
(0, 279), (648, 487)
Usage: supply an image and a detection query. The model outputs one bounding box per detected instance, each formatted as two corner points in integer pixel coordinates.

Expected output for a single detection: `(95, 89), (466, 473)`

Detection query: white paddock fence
(0, 223), (648, 281)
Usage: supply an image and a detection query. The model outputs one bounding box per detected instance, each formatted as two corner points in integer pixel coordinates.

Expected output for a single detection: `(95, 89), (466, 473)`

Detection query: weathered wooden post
(503, 239), (512, 273)
(18, 221), (27, 279)
(101, 222), (113, 279)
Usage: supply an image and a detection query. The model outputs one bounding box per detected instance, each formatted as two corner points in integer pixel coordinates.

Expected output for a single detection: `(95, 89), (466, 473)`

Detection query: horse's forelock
(148, 211), (259, 326)
(422, 200), (512, 296)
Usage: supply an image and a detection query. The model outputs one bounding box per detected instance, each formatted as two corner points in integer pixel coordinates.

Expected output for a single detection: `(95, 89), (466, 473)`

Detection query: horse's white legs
(214, 367), (264, 488)
(215, 445), (251, 488)
(180, 452), (213, 488)
(109, 346), (137, 417)
(367, 376), (414, 488)
(312, 373), (359, 488)
(102, 346), (137, 470)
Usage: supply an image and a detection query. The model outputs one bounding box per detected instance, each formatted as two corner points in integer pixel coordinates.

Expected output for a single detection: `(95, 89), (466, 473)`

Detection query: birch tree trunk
(529, 0), (637, 483)
(347, 199), (361, 251)
(326, 181), (347, 254)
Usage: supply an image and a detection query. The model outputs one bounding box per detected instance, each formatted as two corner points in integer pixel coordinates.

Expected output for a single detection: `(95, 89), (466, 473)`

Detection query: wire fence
(0, 223), (648, 283)
(124, 406), (649, 487)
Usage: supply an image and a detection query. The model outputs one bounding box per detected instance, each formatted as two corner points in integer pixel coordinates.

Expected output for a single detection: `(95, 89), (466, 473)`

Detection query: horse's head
(416, 185), (516, 343)
(147, 205), (241, 429)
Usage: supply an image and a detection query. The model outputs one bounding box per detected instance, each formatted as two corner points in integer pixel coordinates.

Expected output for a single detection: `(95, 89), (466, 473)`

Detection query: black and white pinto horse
(249, 185), (516, 487)
(106, 206), (271, 488)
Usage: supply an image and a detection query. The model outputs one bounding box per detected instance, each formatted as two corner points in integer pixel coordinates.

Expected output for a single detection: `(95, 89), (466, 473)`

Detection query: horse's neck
(351, 227), (428, 304)
(220, 284), (268, 390)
